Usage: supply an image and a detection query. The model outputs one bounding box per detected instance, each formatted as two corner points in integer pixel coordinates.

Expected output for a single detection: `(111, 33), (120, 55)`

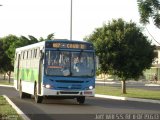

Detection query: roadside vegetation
(96, 86), (160, 100)
(0, 33), (54, 83)
(0, 96), (22, 120)
(0, 75), (13, 85)
(0, 80), (13, 86)
(85, 18), (155, 94)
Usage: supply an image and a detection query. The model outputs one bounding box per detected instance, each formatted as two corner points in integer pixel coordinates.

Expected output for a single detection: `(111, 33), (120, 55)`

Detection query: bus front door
(38, 51), (43, 94)
(17, 54), (20, 90)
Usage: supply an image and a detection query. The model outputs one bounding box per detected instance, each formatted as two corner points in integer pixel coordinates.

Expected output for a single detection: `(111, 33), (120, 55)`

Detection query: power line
(145, 26), (160, 46)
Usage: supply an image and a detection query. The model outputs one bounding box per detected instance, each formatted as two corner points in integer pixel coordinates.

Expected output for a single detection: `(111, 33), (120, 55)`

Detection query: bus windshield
(45, 50), (94, 77)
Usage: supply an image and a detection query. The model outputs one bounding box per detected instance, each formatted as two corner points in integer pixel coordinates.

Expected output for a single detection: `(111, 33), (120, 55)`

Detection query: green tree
(0, 40), (8, 79)
(137, 0), (160, 28)
(1, 35), (20, 82)
(19, 35), (38, 46)
(0, 34), (38, 82)
(0, 40), (3, 69)
(85, 19), (155, 94)
(0, 40), (5, 74)
(47, 33), (54, 40)
(39, 33), (55, 41)
(0, 33), (53, 82)
(28, 35), (38, 43)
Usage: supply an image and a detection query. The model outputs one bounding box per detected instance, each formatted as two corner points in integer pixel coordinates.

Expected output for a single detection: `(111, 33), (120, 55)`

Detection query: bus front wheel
(76, 96), (85, 104)
(34, 84), (43, 103)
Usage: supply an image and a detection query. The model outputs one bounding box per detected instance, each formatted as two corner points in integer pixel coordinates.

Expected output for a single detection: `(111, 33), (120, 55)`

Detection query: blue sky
(0, 0), (159, 45)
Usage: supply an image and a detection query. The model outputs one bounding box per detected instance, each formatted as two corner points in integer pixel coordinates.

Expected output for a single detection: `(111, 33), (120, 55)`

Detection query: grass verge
(0, 80), (13, 86)
(0, 96), (23, 120)
(96, 86), (160, 100)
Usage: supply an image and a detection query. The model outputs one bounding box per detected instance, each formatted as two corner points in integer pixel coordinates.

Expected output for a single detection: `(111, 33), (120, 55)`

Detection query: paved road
(0, 86), (160, 120)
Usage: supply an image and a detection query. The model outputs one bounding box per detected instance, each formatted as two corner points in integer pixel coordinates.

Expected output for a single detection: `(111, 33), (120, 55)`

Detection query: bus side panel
(21, 81), (35, 95)
(19, 68), (39, 95)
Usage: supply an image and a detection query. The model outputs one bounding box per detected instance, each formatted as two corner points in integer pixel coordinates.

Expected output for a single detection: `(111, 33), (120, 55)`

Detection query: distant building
(143, 46), (160, 81)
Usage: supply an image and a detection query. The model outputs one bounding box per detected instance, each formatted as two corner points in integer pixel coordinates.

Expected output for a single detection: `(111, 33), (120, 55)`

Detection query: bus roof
(16, 41), (45, 52)
(46, 39), (92, 44)
(16, 39), (93, 52)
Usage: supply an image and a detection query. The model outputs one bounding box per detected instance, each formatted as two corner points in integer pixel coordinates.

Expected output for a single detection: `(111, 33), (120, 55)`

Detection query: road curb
(145, 84), (160, 86)
(96, 81), (160, 86)
(3, 95), (30, 120)
(95, 94), (160, 104)
(0, 84), (14, 87)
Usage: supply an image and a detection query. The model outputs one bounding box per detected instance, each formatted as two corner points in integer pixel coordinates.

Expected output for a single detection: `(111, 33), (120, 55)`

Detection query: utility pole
(70, 0), (72, 40)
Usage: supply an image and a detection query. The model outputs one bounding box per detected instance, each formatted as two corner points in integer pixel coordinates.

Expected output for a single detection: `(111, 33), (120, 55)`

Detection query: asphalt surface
(0, 86), (160, 120)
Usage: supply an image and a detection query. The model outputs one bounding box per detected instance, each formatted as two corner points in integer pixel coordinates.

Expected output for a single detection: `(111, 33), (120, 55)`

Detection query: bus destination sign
(46, 42), (93, 50)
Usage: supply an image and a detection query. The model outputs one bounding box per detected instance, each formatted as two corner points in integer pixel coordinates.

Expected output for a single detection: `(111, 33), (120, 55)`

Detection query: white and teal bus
(14, 40), (95, 103)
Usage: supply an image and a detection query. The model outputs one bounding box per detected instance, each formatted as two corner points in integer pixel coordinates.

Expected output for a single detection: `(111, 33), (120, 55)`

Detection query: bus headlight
(44, 84), (52, 89)
(89, 86), (93, 90)
(46, 84), (51, 89)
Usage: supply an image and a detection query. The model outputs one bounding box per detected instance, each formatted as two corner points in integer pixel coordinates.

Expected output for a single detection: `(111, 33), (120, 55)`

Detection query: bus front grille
(60, 91), (79, 94)
(56, 80), (84, 83)
(57, 87), (82, 90)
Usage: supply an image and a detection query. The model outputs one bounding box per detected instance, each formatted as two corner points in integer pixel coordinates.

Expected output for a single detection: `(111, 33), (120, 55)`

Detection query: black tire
(34, 84), (43, 103)
(25, 93), (32, 98)
(77, 96), (85, 104)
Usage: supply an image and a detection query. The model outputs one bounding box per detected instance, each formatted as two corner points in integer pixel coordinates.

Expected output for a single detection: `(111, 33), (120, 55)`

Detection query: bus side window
(21, 52), (23, 60)
(33, 49), (35, 59)
(23, 52), (25, 60)
(25, 51), (27, 60)
(28, 50), (31, 59)
(37, 48), (40, 58)
(24, 51), (27, 59)
(26, 51), (28, 59)
(30, 50), (31, 59)
(34, 49), (37, 58)
(31, 49), (34, 59)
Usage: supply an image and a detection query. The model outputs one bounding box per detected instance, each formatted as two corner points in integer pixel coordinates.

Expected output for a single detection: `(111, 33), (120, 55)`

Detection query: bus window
(23, 52), (25, 60)
(45, 51), (70, 76)
(26, 51), (28, 59)
(31, 49), (34, 59)
(28, 50), (31, 59)
(20, 52), (23, 60)
(71, 52), (94, 77)
(34, 49), (36, 58)
(33, 49), (37, 59)
(37, 48), (40, 58)
(45, 50), (94, 77)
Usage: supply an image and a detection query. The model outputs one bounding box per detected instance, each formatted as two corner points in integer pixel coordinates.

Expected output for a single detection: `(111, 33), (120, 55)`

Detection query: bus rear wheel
(76, 96), (85, 104)
(34, 84), (43, 103)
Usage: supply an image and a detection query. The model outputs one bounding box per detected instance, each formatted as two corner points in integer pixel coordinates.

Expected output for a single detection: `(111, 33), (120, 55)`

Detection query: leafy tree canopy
(85, 18), (155, 81)
(0, 33), (55, 73)
(137, 0), (160, 28)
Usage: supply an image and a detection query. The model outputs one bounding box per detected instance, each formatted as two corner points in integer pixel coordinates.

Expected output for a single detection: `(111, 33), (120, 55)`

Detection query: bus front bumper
(41, 88), (95, 97)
